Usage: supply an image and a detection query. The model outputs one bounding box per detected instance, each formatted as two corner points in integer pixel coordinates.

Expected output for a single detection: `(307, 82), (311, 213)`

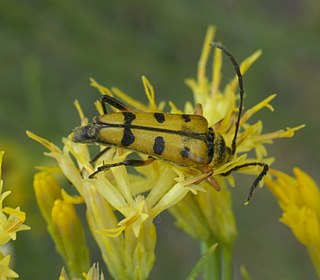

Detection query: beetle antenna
(210, 42), (244, 156)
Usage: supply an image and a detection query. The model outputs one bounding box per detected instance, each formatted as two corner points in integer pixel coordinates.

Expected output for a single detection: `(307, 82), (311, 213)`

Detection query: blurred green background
(1, 1), (319, 279)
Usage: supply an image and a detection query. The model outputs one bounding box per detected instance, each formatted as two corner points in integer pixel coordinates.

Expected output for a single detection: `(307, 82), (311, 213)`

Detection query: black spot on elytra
(153, 136), (165, 155)
(121, 112), (136, 146)
(180, 146), (190, 158)
(154, 112), (165, 123)
(182, 114), (191, 122)
(123, 112), (136, 123)
(121, 128), (135, 146)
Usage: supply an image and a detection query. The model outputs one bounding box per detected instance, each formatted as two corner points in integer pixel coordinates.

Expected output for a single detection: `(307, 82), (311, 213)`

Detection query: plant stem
(201, 240), (220, 280)
(222, 244), (233, 280)
(200, 241), (234, 280)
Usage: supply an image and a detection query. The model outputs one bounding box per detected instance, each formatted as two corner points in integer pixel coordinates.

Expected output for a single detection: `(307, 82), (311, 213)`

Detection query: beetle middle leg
(89, 156), (155, 178)
(89, 147), (112, 164)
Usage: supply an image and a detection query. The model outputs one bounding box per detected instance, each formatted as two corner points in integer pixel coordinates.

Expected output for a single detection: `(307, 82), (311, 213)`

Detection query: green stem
(201, 240), (220, 280)
(199, 241), (234, 280)
(222, 244), (233, 280)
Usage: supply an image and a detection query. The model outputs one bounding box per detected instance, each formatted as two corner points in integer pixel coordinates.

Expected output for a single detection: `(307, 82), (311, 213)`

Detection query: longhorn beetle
(72, 43), (269, 203)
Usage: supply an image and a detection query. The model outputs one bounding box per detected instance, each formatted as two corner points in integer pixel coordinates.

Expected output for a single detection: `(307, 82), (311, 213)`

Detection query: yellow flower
(172, 25), (303, 243)
(33, 171), (62, 223)
(0, 255), (19, 279)
(0, 151), (30, 279)
(52, 199), (89, 277)
(27, 128), (205, 279)
(34, 171), (89, 277)
(169, 25), (303, 278)
(185, 26), (303, 168)
(266, 168), (320, 277)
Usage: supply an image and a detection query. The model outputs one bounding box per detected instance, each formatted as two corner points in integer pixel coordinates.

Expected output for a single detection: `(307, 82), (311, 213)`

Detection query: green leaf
(240, 265), (252, 280)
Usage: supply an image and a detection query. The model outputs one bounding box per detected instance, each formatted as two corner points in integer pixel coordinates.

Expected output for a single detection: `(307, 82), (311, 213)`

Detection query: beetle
(72, 43), (268, 203)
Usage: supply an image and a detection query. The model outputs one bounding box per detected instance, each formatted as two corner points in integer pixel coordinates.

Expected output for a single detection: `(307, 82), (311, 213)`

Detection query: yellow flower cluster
(32, 162), (90, 278)
(168, 25), (303, 277)
(27, 106), (205, 279)
(266, 168), (320, 277)
(27, 26), (303, 279)
(0, 151), (30, 279)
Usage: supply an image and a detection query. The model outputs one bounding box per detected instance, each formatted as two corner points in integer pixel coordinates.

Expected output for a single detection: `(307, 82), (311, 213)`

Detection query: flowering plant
(23, 26), (307, 279)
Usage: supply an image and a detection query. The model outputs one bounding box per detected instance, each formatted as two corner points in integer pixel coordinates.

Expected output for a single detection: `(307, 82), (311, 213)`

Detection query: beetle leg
(220, 162), (269, 203)
(101, 95), (132, 113)
(89, 156), (155, 178)
(90, 147), (112, 164)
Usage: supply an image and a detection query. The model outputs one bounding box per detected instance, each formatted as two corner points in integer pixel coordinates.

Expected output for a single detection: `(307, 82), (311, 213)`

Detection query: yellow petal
(141, 75), (158, 110)
(241, 94), (276, 124)
(95, 174), (128, 211)
(51, 199), (90, 276)
(294, 167), (320, 214)
(0, 255), (19, 278)
(90, 77), (113, 97)
(211, 41), (222, 96)
(34, 172), (62, 223)
(2, 207), (25, 221)
(229, 49), (262, 94)
(304, 208), (320, 248)
(26, 130), (61, 153)
(198, 25), (216, 91)
(97, 226), (126, 238)
(150, 181), (204, 219)
(255, 125), (305, 143)
(61, 189), (85, 205)
(73, 99), (88, 125)
(112, 86), (147, 111)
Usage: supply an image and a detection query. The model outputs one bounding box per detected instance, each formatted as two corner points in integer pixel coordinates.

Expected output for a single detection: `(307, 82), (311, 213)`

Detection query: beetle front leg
(89, 156), (155, 178)
(100, 95), (133, 113)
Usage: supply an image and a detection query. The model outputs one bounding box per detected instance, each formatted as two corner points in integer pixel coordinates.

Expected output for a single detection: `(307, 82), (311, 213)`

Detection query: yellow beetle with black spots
(72, 43), (268, 203)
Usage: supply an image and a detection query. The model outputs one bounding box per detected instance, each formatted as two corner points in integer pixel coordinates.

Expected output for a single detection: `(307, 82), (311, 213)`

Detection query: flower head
(27, 125), (206, 279)
(33, 170), (89, 278)
(170, 25), (304, 247)
(266, 168), (320, 277)
(0, 151), (30, 279)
